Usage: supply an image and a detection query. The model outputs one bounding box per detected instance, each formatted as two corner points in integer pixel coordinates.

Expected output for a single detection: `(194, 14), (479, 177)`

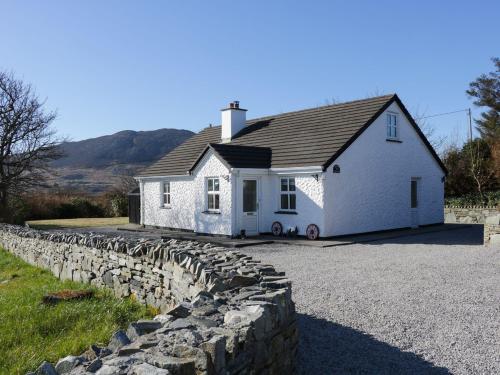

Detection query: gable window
(162, 182), (171, 207)
(387, 113), (398, 139)
(207, 177), (220, 211)
(280, 177), (296, 210)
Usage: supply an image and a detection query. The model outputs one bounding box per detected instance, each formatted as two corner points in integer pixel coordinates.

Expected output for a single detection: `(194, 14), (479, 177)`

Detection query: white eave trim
(135, 174), (190, 181)
(269, 166), (323, 175)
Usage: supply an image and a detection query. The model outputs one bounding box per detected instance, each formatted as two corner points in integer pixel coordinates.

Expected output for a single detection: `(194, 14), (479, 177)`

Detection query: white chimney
(221, 101), (247, 143)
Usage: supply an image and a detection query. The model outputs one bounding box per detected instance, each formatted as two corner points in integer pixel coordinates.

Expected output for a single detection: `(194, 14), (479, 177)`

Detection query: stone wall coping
(444, 205), (499, 209)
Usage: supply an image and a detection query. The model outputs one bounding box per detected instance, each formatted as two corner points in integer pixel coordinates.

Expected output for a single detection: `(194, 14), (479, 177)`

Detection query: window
(280, 177), (296, 210)
(162, 182), (171, 207)
(387, 113), (398, 139)
(207, 177), (220, 211)
(411, 180), (418, 208)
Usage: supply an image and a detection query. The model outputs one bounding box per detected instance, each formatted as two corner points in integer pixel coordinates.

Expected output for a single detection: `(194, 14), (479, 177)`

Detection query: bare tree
(413, 109), (446, 153)
(0, 71), (62, 220)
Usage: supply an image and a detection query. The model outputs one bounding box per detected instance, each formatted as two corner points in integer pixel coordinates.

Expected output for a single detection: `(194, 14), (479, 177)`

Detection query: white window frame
(386, 112), (398, 139)
(162, 181), (171, 207)
(279, 177), (296, 211)
(207, 177), (220, 211)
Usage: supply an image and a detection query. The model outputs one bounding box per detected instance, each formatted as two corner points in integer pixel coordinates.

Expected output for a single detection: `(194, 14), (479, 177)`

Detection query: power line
(415, 109), (469, 120)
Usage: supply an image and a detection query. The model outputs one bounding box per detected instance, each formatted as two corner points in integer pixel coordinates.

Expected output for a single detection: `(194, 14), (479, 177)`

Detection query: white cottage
(136, 94), (446, 239)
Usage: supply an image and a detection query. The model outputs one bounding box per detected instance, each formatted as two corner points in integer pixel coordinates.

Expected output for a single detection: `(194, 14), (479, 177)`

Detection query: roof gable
(138, 94), (446, 177)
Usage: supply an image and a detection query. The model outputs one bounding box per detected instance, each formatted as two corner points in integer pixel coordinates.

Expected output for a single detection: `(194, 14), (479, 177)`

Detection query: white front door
(241, 179), (258, 235)
(410, 178), (419, 228)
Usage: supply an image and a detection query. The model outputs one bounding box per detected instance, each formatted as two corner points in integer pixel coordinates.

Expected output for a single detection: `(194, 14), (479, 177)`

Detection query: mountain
(48, 128), (194, 193)
(53, 128), (194, 168)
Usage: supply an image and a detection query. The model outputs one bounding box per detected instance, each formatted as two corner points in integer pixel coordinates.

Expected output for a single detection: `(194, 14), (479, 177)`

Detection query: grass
(0, 248), (152, 374)
(26, 217), (128, 230)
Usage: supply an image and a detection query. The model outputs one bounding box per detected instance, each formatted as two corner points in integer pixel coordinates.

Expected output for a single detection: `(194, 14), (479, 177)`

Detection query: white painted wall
(221, 108), (246, 142)
(141, 151), (233, 235)
(232, 171), (325, 237)
(323, 101), (445, 237)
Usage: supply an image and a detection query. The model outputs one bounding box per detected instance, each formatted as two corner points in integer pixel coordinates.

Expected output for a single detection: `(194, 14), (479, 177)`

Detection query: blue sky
(1, 1), (498, 148)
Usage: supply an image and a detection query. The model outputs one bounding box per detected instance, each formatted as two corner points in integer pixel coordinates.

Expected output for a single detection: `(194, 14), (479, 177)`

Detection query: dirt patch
(42, 289), (94, 304)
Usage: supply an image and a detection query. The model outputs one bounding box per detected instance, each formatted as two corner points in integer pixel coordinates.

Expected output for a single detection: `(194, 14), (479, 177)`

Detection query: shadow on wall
(297, 314), (450, 375)
(364, 224), (484, 246)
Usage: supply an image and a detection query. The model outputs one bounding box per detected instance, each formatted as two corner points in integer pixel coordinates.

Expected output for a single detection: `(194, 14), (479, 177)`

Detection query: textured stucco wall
(258, 174), (324, 236)
(323, 101), (445, 237)
(142, 151), (233, 235)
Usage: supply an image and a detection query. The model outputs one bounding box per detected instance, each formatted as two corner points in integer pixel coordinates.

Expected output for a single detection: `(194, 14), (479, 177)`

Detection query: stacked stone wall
(484, 214), (500, 245)
(0, 225), (297, 375)
(444, 206), (499, 224)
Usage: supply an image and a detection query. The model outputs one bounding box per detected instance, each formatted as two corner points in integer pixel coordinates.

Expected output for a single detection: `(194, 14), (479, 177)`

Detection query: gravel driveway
(243, 225), (500, 375)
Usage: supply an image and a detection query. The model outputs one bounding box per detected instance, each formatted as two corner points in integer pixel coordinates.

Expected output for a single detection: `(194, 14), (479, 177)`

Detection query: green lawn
(26, 217), (128, 230)
(0, 248), (152, 374)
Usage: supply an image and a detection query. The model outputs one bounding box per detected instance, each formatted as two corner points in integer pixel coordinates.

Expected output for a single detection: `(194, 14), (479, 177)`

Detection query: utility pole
(468, 108), (473, 141)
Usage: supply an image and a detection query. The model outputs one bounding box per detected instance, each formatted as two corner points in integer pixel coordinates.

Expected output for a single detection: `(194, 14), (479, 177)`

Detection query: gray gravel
(243, 225), (500, 375)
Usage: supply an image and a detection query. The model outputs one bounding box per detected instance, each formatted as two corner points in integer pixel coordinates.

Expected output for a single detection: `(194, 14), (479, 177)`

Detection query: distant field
(0, 248), (152, 374)
(27, 217), (128, 229)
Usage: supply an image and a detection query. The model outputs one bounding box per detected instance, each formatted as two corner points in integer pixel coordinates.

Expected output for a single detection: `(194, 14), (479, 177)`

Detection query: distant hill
(48, 128), (194, 193)
(52, 128), (194, 169)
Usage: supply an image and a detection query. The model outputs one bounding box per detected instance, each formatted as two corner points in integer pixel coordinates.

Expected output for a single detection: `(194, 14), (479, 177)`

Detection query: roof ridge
(201, 94), (395, 130)
(245, 93), (396, 123)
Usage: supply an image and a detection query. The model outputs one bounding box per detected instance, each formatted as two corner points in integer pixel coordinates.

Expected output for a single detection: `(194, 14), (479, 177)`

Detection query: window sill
(202, 210), (221, 215)
(274, 210), (298, 215)
(386, 138), (402, 143)
(159, 206), (172, 209)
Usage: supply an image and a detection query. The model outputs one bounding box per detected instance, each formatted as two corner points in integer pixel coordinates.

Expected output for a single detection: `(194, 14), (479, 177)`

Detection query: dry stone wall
(0, 225), (297, 375)
(484, 214), (500, 245)
(444, 206), (499, 224)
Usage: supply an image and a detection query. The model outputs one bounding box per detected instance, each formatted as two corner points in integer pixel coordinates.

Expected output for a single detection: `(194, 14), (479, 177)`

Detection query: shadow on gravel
(368, 224), (484, 246)
(297, 314), (450, 375)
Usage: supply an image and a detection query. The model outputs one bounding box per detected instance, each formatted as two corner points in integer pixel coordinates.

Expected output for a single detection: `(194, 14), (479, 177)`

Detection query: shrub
(109, 194), (128, 217)
(445, 190), (500, 207)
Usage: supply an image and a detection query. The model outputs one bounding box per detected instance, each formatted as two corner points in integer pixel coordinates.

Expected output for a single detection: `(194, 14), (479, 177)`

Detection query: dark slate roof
(138, 94), (446, 176)
(189, 143), (272, 172)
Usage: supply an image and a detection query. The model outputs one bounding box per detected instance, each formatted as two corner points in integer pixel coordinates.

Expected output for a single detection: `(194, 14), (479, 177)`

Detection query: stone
(127, 320), (162, 339)
(86, 358), (103, 373)
(223, 310), (251, 326)
(55, 355), (84, 374)
(102, 271), (114, 288)
(149, 354), (196, 375)
(135, 336), (160, 349)
(490, 234), (500, 245)
(485, 214), (500, 225)
(191, 291), (214, 307)
(228, 275), (259, 288)
(187, 315), (218, 329)
(200, 335), (226, 375)
(35, 361), (58, 375)
(108, 330), (131, 351)
(117, 344), (143, 356)
(168, 318), (194, 330)
(130, 363), (170, 375)
(154, 314), (175, 324)
(166, 302), (192, 319)
(95, 365), (121, 375)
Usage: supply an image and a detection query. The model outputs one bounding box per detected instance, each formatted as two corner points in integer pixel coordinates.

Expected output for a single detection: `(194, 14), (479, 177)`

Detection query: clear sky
(1, 1), (498, 149)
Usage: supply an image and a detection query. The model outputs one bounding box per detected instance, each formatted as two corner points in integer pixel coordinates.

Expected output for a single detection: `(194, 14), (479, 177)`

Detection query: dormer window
(387, 113), (398, 139)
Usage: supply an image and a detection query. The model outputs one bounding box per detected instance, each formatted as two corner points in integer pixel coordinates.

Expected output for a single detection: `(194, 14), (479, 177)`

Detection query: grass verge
(26, 217), (128, 230)
(0, 247), (152, 374)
